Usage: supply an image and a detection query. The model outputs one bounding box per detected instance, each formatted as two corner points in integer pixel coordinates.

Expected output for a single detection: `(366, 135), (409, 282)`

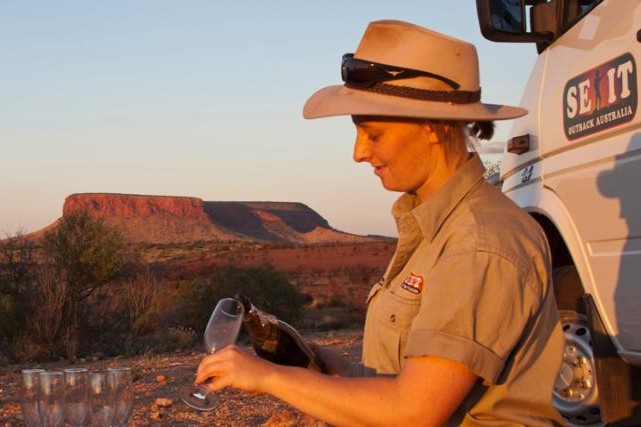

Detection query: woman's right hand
(195, 345), (275, 394)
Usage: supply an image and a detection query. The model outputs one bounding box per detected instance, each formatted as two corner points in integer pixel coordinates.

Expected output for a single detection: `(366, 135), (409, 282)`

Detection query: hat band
(347, 82), (481, 104)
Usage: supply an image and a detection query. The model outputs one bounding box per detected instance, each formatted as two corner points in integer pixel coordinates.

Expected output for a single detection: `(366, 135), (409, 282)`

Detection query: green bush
(211, 263), (304, 324)
(173, 263), (305, 338)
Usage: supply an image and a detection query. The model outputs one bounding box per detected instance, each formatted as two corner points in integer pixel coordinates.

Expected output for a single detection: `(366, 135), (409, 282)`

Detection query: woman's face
(352, 116), (447, 200)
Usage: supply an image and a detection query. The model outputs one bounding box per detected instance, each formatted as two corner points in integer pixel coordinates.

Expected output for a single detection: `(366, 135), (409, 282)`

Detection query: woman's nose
(353, 133), (372, 163)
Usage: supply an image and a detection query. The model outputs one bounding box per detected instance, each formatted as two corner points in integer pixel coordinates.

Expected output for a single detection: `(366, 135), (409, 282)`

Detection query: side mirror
(476, 0), (553, 44)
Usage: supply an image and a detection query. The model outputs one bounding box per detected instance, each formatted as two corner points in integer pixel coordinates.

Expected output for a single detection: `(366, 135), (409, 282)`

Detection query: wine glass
(64, 367), (89, 427)
(108, 367), (133, 426)
(180, 297), (244, 411)
(21, 368), (45, 427)
(37, 371), (65, 427)
(89, 371), (115, 427)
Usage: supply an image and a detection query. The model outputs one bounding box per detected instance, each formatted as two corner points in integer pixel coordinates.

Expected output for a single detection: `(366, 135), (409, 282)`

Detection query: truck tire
(553, 266), (603, 426)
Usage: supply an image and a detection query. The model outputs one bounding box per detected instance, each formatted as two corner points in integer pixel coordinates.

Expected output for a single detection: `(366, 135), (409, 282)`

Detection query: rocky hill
(21, 193), (396, 309)
(55, 193), (385, 245)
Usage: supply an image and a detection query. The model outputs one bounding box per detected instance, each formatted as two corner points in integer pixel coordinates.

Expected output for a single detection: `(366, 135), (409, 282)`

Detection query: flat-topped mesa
(63, 193), (236, 243)
(57, 193), (382, 245)
(63, 193), (208, 220)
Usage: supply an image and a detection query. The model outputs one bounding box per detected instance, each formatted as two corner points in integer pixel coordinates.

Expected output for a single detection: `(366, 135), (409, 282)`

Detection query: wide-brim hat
(303, 20), (527, 121)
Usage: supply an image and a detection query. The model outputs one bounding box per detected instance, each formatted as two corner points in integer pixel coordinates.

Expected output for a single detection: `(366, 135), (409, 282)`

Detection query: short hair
(429, 120), (494, 166)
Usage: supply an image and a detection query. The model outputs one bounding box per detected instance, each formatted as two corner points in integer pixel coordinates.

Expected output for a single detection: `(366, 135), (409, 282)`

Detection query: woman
(196, 20), (565, 426)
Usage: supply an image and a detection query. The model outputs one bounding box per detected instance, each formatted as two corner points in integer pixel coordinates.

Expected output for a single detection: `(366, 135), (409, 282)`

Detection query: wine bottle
(237, 295), (327, 373)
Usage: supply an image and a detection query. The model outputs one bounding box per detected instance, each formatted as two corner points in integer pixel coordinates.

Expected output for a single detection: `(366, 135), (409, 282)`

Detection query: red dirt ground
(0, 329), (363, 426)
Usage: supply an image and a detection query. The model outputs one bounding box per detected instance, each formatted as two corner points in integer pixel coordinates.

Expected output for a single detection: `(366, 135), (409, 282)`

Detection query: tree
(31, 266), (67, 359)
(0, 229), (36, 295)
(42, 210), (126, 360)
(0, 229), (37, 355)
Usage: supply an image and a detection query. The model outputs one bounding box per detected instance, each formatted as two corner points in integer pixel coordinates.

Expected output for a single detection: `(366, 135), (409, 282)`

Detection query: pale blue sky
(0, 1), (536, 238)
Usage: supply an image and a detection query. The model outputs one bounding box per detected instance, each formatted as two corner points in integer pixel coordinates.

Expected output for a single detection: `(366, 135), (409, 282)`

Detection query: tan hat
(303, 20), (527, 121)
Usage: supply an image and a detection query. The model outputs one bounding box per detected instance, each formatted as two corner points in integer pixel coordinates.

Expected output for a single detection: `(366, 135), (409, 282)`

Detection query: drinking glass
(180, 297), (244, 411)
(38, 371), (64, 427)
(21, 368), (45, 427)
(64, 367), (89, 427)
(108, 367), (133, 426)
(89, 371), (115, 427)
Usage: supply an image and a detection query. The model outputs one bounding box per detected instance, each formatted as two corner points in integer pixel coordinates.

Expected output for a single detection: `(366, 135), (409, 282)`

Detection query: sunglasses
(341, 53), (460, 90)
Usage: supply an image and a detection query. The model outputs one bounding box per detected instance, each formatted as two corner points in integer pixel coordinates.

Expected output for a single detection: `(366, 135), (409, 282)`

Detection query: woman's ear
(422, 123), (441, 145)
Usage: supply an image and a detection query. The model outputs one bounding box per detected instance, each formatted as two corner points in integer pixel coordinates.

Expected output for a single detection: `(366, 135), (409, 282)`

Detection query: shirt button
(389, 314), (396, 323)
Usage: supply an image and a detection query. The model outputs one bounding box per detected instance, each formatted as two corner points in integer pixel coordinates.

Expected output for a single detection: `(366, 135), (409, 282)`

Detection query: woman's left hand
(195, 345), (275, 394)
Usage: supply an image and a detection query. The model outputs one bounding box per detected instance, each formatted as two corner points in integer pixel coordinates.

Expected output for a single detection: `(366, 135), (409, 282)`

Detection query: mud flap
(584, 295), (641, 425)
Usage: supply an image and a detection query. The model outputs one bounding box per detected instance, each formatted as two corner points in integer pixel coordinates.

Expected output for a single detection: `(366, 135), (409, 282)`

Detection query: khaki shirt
(363, 155), (565, 426)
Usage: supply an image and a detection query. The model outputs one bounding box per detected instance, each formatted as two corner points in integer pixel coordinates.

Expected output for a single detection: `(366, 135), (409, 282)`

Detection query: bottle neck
(239, 296), (279, 344)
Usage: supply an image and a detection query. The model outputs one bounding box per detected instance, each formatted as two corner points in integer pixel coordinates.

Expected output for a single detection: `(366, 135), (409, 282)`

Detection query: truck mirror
(491, 0), (525, 33)
(476, 0), (553, 44)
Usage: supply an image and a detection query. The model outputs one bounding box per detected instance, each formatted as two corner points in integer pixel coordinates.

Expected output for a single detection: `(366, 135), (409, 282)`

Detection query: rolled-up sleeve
(404, 249), (537, 384)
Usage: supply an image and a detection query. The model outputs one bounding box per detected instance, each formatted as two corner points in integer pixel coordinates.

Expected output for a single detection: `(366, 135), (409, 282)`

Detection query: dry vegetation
(0, 208), (390, 426)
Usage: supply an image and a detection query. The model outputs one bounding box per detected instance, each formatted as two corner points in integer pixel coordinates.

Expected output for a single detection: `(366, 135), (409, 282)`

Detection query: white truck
(476, 1), (641, 425)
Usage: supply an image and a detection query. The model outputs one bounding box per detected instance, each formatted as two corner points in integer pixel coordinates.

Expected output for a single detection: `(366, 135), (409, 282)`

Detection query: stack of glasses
(20, 366), (133, 427)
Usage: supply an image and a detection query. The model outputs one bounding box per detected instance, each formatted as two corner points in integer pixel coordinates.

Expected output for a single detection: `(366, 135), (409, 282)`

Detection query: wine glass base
(180, 385), (218, 411)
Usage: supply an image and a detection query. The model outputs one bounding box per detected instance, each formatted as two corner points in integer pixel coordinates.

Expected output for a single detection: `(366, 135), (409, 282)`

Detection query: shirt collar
(392, 154), (486, 242)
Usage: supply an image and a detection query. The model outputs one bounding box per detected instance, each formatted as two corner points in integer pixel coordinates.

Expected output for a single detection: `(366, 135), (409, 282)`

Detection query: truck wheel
(553, 310), (603, 425)
(552, 266), (603, 426)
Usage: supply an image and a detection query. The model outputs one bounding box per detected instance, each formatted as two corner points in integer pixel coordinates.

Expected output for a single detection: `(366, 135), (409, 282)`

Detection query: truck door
(540, 1), (641, 357)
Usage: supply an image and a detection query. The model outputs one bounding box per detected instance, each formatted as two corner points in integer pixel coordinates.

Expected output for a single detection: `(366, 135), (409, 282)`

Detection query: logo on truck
(563, 53), (637, 140)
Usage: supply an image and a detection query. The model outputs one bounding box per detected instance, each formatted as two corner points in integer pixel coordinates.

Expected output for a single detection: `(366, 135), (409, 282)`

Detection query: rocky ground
(0, 329), (363, 426)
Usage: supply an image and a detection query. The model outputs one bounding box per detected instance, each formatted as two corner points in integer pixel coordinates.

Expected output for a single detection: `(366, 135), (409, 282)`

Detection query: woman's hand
(195, 346), (477, 426)
(195, 345), (276, 394)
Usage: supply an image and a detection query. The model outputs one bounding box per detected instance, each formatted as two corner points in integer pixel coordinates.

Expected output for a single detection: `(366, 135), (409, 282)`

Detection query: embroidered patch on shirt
(401, 273), (424, 294)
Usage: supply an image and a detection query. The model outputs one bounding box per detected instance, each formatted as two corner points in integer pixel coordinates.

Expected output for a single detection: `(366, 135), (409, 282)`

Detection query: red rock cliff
(63, 193), (237, 243)
(59, 193), (382, 245)
(64, 193), (208, 219)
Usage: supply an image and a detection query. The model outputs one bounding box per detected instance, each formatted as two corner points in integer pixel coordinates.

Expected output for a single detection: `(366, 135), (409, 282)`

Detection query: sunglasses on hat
(341, 53), (460, 90)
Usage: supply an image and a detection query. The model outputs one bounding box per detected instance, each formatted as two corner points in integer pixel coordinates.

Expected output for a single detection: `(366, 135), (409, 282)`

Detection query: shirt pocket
(370, 288), (421, 372)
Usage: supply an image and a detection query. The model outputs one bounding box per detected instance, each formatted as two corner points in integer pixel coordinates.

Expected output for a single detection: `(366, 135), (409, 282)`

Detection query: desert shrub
(123, 265), (160, 336)
(150, 280), (194, 327)
(0, 230), (36, 360)
(4, 261), (305, 358)
(30, 266), (67, 359)
(128, 325), (197, 354)
(42, 210), (127, 360)
(211, 264), (305, 323)
(0, 266), (66, 362)
(81, 284), (132, 357)
(171, 278), (216, 335)
(11, 333), (50, 363)
(137, 278), (220, 339)
(0, 293), (25, 363)
(131, 311), (160, 338)
(0, 229), (37, 295)
(214, 263), (304, 323)
(173, 263), (306, 338)
(120, 279), (202, 353)
(0, 293), (27, 344)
